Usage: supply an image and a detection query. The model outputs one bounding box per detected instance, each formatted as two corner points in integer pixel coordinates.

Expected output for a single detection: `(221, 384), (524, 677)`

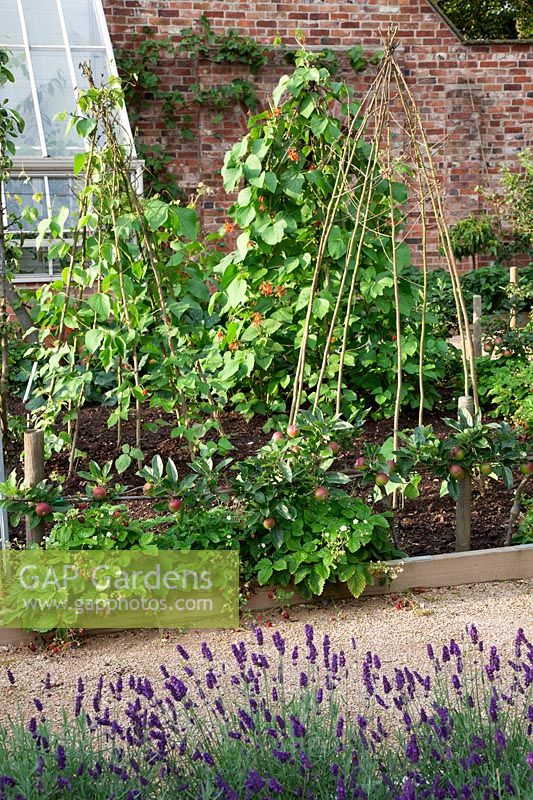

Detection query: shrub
(0, 625), (531, 798)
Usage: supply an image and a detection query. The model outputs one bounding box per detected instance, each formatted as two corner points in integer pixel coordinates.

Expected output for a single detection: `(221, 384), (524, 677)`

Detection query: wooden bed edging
(1, 544), (532, 644)
(246, 543), (533, 610)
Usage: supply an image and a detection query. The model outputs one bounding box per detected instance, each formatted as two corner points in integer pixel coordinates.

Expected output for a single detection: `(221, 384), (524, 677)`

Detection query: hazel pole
(289, 74), (384, 424)
(334, 59), (393, 416)
(312, 72), (389, 412)
(391, 60), (478, 410)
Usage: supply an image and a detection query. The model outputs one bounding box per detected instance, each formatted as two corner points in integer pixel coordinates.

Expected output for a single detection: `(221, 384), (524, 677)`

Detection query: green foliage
(448, 214), (499, 269)
(117, 19), (265, 199)
(477, 356), (533, 433)
(435, 0), (520, 40)
(396, 411), (528, 500)
(231, 412), (401, 597)
(515, 497), (533, 544)
(500, 149), (533, 245)
(214, 48), (450, 419)
(46, 505), (156, 550)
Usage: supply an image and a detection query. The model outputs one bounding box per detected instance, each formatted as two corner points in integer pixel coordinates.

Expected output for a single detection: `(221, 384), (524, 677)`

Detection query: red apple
(328, 441), (340, 454)
(35, 502), (52, 517)
(355, 457), (366, 471)
(519, 461), (533, 476)
(92, 486), (108, 501)
(263, 517), (276, 530)
(503, 349), (512, 358)
(143, 482), (153, 496)
(314, 486), (329, 501)
(271, 431), (284, 443)
(449, 464), (466, 480)
(168, 498), (182, 513)
(479, 463), (493, 476)
(386, 459), (397, 473)
(375, 472), (389, 487)
(450, 446), (465, 461)
(287, 424), (299, 439)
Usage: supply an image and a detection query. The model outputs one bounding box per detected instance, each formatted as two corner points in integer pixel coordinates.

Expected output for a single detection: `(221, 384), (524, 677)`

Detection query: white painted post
(456, 395), (474, 553)
(473, 294), (482, 357)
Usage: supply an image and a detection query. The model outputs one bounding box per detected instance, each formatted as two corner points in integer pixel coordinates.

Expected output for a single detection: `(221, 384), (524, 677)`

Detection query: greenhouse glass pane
(72, 49), (108, 89)
(31, 49), (80, 154)
(4, 177), (46, 230)
(3, 51), (42, 155)
(62, 0), (103, 46)
(48, 176), (79, 219)
(17, 247), (51, 275)
(0, 0), (24, 46)
(22, 0), (63, 46)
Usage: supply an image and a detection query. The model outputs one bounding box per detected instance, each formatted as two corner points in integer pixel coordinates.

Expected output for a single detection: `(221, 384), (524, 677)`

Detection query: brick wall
(103, 0), (533, 270)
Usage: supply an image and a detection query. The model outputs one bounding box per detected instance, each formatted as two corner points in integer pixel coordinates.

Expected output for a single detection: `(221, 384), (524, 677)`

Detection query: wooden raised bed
(1, 544), (532, 645)
(246, 543), (533, 610)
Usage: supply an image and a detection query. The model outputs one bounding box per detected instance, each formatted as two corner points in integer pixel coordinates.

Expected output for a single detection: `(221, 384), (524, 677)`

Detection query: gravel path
(0, 578), (531, 726)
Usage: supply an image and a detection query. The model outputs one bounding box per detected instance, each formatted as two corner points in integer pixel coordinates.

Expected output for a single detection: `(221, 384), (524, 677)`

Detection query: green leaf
(144, 199), (169, 230)
(346, 567), (367, 598)
(327, 225), (347, 259)
(87, 293), (111, 322)
(115, 453), (131, 474)
(243, 154), (262, 179)
(84, 329), (104, 353)
(226, 278), (248, 308)
(257, 565), (274, 585)
(260, 220), (286, 245)
(75, 117), (97, 138)
(306, 571), (325, 596)
(175, 207), (197, 240)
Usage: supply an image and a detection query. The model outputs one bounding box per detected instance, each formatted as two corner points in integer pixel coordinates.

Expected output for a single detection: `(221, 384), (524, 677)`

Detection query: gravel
(0, 578), (531, 726)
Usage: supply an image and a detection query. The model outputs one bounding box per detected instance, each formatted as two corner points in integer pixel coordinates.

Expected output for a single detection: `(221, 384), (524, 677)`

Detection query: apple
(483, 341), (494, 353)
(143, 482), (153, 496)
(92, 486), (108, 501)
(519, 461), (533, 476)
(375, 472), (389, 487)
(355, 457), (366, 471)
(168, 498), (182, 513)
(287, 424), (299, 438)
(263, 517), (276, 530)
(328, 441), (340, 454)
(35, 502), (52, 517)
(479, 463), (493, 476)
(271, 431), (284, 443)
(314, 486), (329, 501)
(503, 349), (512, 358)
(449, 464), (466, 480)
(450, 446), (465, 461)
(386, 459), (397, 473)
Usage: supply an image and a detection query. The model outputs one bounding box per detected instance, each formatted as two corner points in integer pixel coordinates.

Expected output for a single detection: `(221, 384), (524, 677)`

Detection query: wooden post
(24, 429), (45, 546)
(456, 396), (473, 553)
(509, 266), (517, 330)
(472, 294), (482, 357)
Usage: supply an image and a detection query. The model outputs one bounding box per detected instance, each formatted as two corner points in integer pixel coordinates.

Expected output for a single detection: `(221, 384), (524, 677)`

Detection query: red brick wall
(103, 0), (533, 270)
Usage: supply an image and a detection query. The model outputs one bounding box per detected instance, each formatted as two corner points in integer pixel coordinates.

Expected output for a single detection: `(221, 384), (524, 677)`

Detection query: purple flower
(526, 752), (533, 770)
(272, 749), (290, 763)
(336, 716), (344, 739)
(406, 734), (420, 763)
(300, 672), (308, 688)
(292, 645), (299, 662)
(290, 715), (306, 738)
(245, 769), (265, 794)
(176, 644), (190, 660)
(6, 670), (15, 686)
(268, 777), (283, 794)
(201, 642), (213, 662)
(494, 728), (506, 749)
(56, 745), (66, 771)
(272, 631), (285, 656)
(164, 676), (187, 702)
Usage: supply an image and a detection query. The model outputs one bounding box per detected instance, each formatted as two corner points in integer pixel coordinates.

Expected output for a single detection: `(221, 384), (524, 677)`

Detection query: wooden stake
(24, 429), (45, 546)
(456, 395), (473, 553)
(509, 266), (517, 329)
(472, 294), (482, 357)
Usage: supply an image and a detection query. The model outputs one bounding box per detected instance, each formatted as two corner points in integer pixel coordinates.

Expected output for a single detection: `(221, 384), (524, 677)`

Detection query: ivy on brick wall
(117, 17), (268, 199)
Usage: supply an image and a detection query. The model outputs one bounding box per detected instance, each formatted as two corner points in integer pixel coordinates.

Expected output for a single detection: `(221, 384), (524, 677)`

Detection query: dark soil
(6, 402), (532, 557)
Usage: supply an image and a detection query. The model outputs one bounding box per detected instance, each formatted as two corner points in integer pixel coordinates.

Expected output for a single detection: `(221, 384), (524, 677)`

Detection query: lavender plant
(0, 625), (532, 799)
